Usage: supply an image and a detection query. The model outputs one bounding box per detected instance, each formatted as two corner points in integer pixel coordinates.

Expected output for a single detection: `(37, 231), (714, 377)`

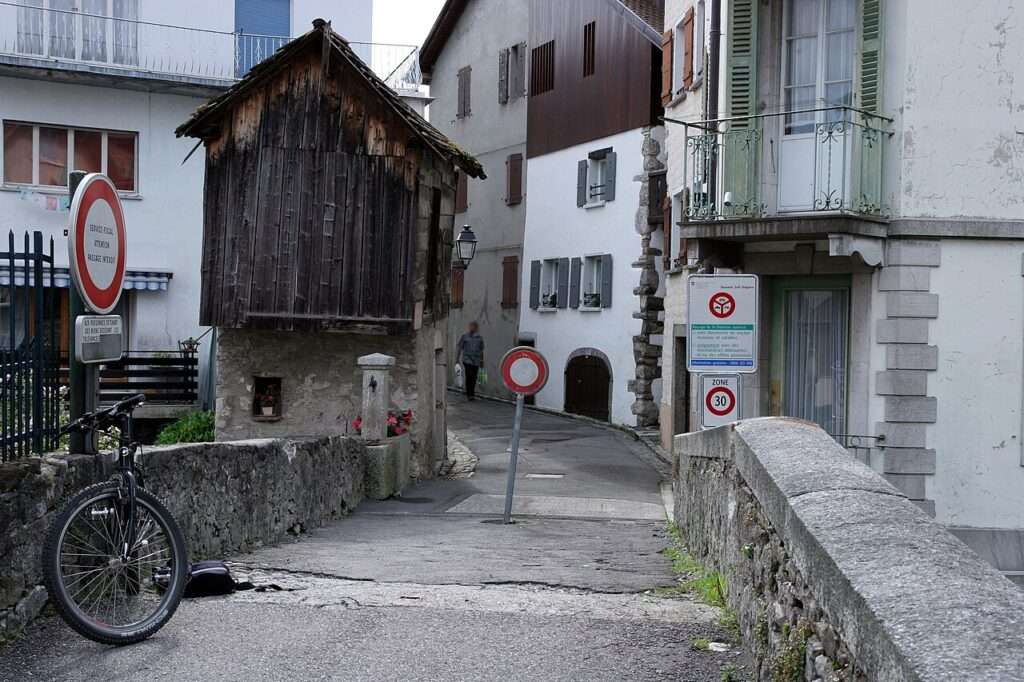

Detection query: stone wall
(216, 327), (439, 478)
(673, 418), (1024, 681)
(0, 436), (365, 641)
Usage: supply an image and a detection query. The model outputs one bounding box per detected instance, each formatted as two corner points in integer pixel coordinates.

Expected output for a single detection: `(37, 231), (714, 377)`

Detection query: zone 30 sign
(700, 374), (741, 429)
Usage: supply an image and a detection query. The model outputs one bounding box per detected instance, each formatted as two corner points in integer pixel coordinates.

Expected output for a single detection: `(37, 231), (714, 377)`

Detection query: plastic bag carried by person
(478, 369), (488, 386)
(454, 364), (464, 389)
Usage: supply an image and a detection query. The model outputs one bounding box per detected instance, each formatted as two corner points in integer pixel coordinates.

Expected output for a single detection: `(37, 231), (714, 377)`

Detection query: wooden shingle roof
(176, 19), (485, 179)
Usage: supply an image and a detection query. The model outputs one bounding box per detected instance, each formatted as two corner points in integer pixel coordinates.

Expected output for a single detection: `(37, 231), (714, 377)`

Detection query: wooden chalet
(176, 20), (483, 472)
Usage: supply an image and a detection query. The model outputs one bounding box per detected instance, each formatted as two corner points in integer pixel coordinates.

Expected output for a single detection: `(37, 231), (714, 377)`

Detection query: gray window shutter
(603, 152), (616, 202)
(557, 258), (570, 308)
(515, 42), (527, 96)
(577, 160), (588, 207)
(529, 260), (541, 309)
(498, 48), (509, 104)
(569, 257), (582, 308)
(600, 254), (613, 308)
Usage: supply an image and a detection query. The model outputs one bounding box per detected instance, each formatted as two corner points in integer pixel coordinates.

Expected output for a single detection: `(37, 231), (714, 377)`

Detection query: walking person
(456, 321), (485, 400)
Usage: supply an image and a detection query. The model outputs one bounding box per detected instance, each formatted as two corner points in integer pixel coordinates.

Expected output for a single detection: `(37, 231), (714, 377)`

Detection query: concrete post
(358, 353), (395, 443)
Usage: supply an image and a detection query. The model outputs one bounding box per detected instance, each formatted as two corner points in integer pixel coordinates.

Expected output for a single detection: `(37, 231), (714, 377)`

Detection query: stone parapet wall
(0, 436), (366, 640)
(673, 418), (1024, 681)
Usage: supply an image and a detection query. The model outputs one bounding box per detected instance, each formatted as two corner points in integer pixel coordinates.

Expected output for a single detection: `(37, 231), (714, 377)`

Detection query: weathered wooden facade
(177, 20), (484, 475)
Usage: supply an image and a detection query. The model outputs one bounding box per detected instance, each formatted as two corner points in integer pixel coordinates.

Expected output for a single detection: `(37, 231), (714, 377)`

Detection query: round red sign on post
(705, 386), (737, 417)
(500, 346), (549, 396)
(709, 291), (735, 319)
(68, 173), (127, 315)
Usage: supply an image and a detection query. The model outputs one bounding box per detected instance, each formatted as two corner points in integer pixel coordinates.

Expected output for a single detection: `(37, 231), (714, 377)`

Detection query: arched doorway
(564, 349), (611, 422)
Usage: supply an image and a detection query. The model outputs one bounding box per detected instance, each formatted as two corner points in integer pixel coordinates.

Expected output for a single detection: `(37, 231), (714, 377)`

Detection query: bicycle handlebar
(59, 394), (146, 435)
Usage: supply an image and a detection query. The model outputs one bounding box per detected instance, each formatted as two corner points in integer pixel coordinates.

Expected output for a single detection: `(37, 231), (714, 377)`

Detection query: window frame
(692, 1), (705, 83)
(540, 258), (560, 309)
(672, 12), (688, 96)
(1, 120), (139, 193)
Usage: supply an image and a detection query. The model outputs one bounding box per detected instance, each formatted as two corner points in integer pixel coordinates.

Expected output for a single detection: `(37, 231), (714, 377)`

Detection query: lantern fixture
(454, 224), (478, 269)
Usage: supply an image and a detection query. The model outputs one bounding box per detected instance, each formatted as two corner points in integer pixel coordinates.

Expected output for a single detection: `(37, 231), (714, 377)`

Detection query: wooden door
(565, 355), (610, 422)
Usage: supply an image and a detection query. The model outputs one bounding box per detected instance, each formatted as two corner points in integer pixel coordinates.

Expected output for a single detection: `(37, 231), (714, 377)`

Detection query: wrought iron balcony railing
(0, 1), (421, 89)
(673, 106), (892, 222)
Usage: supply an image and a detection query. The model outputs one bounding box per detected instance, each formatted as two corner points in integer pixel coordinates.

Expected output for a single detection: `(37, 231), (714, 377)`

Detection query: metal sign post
(67, 172), (128, 454)
(499, 346), (550, 524)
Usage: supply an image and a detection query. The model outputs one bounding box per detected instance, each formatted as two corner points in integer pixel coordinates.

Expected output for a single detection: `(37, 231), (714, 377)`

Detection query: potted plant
(541, 292), (557, 308)
(259, 392), (276, 416)
(583, 292), (601, 308)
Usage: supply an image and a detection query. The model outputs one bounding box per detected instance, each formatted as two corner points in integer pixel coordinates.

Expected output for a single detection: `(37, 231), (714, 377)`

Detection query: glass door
(770, 277), (851, 436)
(778, 0), (856, 211)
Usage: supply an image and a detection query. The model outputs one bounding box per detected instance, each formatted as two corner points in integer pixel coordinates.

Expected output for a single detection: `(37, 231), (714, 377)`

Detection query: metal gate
(1, 231), (61, 461)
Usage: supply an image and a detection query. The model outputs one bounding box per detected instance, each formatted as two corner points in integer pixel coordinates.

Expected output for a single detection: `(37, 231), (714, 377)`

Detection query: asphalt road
(1, 397), (747, 681)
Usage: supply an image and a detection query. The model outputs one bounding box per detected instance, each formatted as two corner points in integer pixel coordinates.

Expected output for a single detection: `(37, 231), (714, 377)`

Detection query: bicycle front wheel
(42, 482), (188, 645)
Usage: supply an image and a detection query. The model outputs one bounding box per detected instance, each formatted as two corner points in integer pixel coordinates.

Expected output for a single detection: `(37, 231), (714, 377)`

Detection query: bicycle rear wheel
(42, 481), (188, 645)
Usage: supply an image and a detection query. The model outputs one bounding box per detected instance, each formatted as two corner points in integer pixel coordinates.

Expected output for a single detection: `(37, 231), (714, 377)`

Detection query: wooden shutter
(603, 152), (616, 202)
(498, 48), (509, 104)
(529, 260), (541, 309)
(506, 153), (523, 205)
(599, 254), (613, 308)
(860, 0), (882, 113)
(502, 256), (519, 308)
(727, 0), (758, 126)
(682, 8), (694, 89)
(457, 66), (472, 117)
(556, 258), (570, 309)
(450, 267), (465, 308)
(660, 30), (673, 105)
(577, 160), (588, 206)
(569, 257), (582, 308)
(514, 42), (527, 97)
(455, 172), (468, 213)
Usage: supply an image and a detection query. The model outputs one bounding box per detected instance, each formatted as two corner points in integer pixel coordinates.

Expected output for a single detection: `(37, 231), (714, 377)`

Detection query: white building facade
(661, 0), (1024, 584)
(0, 0), (381, 412)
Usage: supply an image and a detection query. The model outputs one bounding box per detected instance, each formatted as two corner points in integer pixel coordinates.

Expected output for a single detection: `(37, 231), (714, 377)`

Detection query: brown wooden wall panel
(197, 42), (438, 332)
(527, 0), (660, 158)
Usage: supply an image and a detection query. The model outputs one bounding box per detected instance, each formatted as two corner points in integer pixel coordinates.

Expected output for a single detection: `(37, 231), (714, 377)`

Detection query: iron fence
(0, 231), (61, 461)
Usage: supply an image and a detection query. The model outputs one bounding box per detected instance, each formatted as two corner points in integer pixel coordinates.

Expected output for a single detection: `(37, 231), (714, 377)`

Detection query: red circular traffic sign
(705, 386), (737, 417)
(68, 173), (127, 314)
(709, 291), (735, 319)
(500, 346), (549, 395)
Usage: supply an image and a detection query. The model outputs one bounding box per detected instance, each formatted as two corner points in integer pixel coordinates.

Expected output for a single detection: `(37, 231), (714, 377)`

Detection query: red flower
(352, 416), (363, 432)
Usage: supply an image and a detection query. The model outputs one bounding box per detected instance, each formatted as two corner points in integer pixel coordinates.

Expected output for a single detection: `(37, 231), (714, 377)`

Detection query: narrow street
(1, 397), (739, 681)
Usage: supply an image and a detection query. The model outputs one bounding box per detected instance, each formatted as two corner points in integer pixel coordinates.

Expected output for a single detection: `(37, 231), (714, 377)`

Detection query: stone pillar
(358, 353), (395, 443)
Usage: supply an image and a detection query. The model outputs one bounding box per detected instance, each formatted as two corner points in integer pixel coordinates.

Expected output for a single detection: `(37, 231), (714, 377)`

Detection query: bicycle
(42, 394), (189, 644)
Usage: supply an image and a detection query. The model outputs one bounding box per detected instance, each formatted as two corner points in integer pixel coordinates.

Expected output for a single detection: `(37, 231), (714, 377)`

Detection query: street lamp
(454, 224), (477, 269)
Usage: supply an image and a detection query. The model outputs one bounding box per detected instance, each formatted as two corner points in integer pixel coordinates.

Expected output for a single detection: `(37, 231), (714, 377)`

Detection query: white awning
(0, 266), (173, 291)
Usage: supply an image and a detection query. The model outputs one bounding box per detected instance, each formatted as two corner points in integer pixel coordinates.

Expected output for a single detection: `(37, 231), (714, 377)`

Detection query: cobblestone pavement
(0, 398), (749, 681)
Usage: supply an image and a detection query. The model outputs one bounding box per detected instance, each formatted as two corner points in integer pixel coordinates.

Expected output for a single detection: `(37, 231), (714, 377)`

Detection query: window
(454, 171), (468, 213)
(450, 266), (465, 308)
(16, 0), (138, 64)
(583, 22), (596, 77)
(783, 0), (855, 134)
(692, 1), (705, 82)
(506, 153), (523, 205)
(501, 256), (519, 308)
(2, 122), (137, 191)
(582, 256), (603, 308)
(499, 42), (527, 104)
(457, 66), (472, 118)
(577, 147), (616, 206)
(541, 259), (560, 308)
(530, 40), (555, 95)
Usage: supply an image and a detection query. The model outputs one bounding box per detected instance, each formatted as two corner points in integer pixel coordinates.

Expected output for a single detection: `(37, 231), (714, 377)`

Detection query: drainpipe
(703, 0), (722, 274)
(707, 0), (721, 122)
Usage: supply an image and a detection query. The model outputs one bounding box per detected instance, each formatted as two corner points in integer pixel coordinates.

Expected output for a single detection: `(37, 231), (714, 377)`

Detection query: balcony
(675, 106), (892, 241)
(0, 1), (421, 95)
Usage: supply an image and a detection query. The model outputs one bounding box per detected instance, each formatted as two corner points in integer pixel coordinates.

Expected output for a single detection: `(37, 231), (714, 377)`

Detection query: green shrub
(155, 411), (215, 445)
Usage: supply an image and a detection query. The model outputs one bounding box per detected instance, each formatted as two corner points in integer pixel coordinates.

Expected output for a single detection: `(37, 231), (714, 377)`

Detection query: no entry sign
(68, 173), (127, 314)
(687, 274), (759, 373)
(701, 374), (741, 429)
(500, 346), (549, 395)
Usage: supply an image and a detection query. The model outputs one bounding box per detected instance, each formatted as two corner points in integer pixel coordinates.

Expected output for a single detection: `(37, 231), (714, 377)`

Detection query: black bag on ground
(182, 560), (236, 598)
